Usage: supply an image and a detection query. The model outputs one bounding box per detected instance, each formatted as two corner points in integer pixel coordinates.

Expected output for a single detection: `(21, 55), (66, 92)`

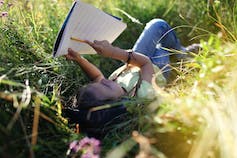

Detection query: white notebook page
(54, 0), (127, 57)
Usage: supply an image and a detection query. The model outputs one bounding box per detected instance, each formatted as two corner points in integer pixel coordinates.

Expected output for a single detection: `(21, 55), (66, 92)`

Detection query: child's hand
(85, 40), (114, 58)
(65, 48), (81, 61)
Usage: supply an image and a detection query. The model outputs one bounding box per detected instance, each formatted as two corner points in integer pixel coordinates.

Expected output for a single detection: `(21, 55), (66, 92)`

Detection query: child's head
(76, 79), (125, 108)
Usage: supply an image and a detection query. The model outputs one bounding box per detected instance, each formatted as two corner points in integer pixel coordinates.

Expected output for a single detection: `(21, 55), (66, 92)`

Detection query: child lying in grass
(63, 18), (201, 139)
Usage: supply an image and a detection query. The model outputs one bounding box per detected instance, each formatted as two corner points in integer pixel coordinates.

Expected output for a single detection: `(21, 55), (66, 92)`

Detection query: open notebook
(53, 0), (127, 57)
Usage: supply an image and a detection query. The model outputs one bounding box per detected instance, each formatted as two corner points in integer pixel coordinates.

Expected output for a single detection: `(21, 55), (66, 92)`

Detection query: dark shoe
(185, 43), (202, 54)
(175, 44), (202, 61)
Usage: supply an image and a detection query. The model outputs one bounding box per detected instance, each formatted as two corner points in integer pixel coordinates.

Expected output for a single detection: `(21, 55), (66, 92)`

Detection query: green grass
(1, 0), (237, 157)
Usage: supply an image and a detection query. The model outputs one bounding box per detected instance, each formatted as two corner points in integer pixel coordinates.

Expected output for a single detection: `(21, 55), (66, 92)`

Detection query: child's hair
(75, 84), (116, 109)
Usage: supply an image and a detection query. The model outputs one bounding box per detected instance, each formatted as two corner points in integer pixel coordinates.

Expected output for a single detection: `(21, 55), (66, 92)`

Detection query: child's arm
(65, 48), (104, 82)
(86, 40), (154, 83)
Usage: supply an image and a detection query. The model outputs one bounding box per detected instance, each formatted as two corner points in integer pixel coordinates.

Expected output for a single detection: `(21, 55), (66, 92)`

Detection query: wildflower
(0, 0), (4, 7)
(1, 11), (8, 17)
(78, 137), (101, 155)
(66, 137), (101, 158)
(67, 140), (80, 156)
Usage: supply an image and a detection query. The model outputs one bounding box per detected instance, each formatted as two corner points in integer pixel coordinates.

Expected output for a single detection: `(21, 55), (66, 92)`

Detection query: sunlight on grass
(1, 0), (237, 157)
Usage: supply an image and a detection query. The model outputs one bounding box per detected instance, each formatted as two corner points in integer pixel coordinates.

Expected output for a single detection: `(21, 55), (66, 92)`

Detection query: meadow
(0, 0), (237, 157)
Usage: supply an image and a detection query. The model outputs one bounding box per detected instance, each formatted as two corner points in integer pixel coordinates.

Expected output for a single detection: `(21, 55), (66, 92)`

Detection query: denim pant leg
(132, 19), (184, 79)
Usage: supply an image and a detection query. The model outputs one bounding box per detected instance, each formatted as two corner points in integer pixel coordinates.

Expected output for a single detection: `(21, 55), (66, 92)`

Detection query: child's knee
(145, 18), (169, 30)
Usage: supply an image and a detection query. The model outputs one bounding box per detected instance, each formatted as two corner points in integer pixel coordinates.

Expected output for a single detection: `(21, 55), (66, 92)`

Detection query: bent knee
(145, 18), (169, 30)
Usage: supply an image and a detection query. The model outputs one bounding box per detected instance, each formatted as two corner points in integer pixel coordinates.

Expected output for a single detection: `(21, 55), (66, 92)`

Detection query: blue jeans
(132, 19), (185, 79)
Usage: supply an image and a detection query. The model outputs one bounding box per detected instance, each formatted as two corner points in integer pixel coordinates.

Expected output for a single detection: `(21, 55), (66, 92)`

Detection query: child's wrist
(75, 56), (83, 62)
